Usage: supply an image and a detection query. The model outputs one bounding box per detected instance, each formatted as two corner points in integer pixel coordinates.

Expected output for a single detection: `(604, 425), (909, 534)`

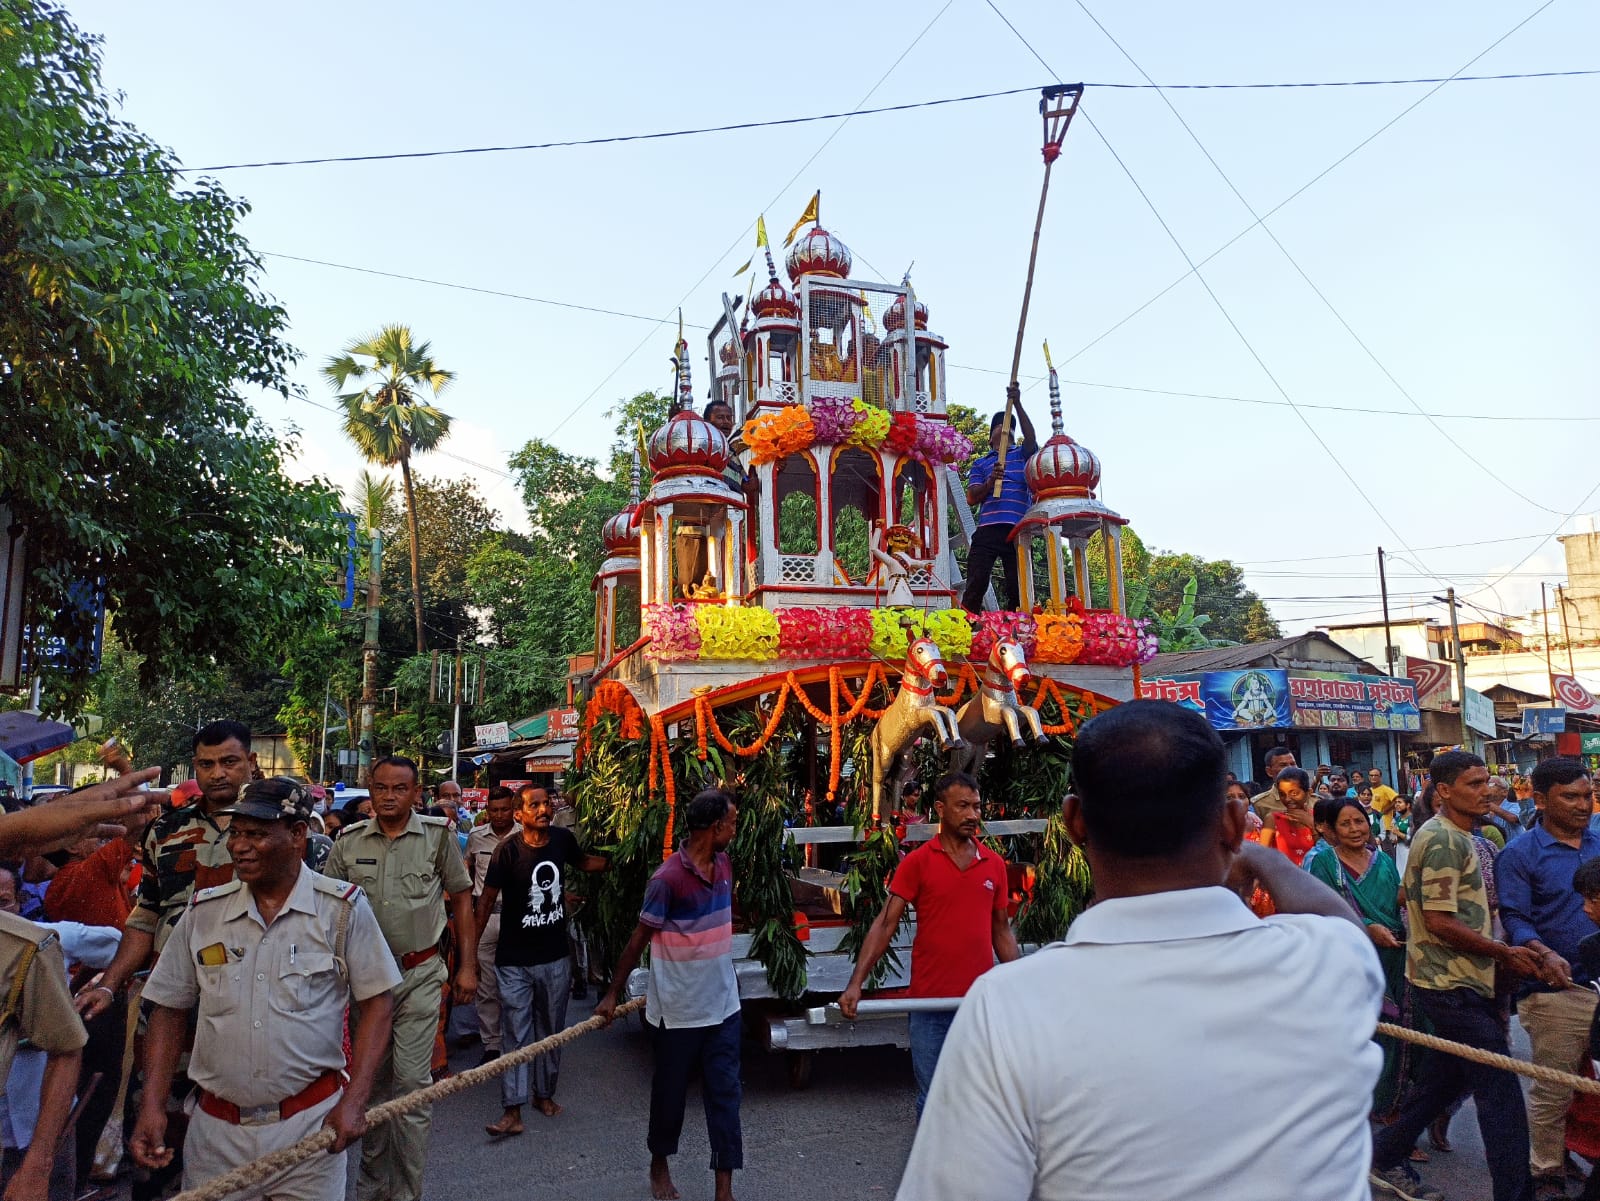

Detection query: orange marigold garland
(575, 681), (646, 768)
(652, 713), (677, 861)
(742, 405), (815, 466)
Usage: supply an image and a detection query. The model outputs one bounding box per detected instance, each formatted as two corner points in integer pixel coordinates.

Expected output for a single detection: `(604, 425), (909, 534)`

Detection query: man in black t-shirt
(475, 786), (607, 1135)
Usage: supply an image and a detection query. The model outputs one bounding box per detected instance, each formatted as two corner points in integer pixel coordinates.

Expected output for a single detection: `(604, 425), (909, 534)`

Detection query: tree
(324, 324), (455, 654)
(1089, 529), (1280, 644)
(377, 475), (498, 654)
(347, 470), (396, 537)
(0, 1), (345, 715)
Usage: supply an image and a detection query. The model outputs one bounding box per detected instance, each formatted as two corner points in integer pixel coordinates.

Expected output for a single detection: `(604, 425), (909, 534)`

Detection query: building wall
(1560, 529), (1600, 643)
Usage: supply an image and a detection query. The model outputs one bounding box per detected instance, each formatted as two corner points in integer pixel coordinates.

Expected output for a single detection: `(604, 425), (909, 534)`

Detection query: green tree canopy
(0, 0), (344, 715)
(326, 324), (455, 654)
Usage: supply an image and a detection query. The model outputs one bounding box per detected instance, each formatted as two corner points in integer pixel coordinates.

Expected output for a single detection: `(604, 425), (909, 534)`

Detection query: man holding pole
(839, 770), (1020, 1115)
(961, 397), (1037, 614)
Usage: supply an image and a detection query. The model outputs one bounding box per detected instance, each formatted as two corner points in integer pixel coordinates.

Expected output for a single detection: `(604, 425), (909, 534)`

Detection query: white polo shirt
(897, 886), (1383, 1201)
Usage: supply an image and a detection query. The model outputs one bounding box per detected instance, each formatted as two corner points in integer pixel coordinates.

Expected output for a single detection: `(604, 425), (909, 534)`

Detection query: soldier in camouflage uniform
(77, 722), (330, 1016)
(1370, 750), (1545, 1201)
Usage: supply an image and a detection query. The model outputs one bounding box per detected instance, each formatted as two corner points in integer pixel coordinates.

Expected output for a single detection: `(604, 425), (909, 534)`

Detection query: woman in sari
(1259, 767), (1317, 867)
(1308, 797), (1407, 1115)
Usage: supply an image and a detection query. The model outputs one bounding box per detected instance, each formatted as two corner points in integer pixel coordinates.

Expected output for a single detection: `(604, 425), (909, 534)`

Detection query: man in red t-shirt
(839, 770), (1020, 1114)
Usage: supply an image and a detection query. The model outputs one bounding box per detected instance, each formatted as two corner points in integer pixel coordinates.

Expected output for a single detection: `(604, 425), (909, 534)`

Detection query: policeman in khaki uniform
(0, 912), (88, 1201)
(325, 756), (476, 1201)
(131, 778), (400, 1201)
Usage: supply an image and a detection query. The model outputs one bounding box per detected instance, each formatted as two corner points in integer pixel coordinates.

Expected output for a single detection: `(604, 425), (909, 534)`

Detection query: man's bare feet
(713, 1167), (736, 1201)
(485, 1107), (523, 1138)
(534, 1097), (563, 1117)
(649, 1156), (679, 1200)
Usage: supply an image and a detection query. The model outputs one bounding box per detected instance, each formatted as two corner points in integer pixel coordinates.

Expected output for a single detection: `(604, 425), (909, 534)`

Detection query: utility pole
(1446, 587), (1469, 748)
(1377, 547), (1396, 678)
(1542, 581), (1557, 697)
(358, 529), (383, 787)
(318, 678), (332, 784)
(450, 634), (462, 784)
(1558, 585), (1578, 676)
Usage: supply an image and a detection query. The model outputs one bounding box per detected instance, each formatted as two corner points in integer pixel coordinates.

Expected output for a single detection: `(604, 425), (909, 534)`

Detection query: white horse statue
(870, 636), (964, 820)
(953, 637), (1045, 774)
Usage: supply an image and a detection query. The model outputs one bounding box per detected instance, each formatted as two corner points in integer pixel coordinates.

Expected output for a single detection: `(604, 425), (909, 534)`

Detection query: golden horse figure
(870, 636), (964, 820)
(952, 637), (1045, 775)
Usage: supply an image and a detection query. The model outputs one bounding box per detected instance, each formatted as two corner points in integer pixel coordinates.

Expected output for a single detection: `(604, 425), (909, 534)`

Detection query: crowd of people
(2, 705), (1599, 1201)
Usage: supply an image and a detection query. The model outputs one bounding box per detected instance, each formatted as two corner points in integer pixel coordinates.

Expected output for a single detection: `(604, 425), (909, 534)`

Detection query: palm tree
(346, 469), (396, 537)
(325, 325), (454, 653)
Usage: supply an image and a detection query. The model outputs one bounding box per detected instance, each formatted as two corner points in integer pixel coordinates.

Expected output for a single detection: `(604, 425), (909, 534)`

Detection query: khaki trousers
(182, 1090), (343, 1201)
(1518, 986), (1599, 1176)
(354, 955), (446, 1201)
(476, 913), (501, 1051)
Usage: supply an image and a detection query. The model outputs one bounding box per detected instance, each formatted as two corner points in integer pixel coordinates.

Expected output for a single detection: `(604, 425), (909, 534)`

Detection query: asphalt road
(413, 997), (1508, 1201)
(419, 995), (919, 1201)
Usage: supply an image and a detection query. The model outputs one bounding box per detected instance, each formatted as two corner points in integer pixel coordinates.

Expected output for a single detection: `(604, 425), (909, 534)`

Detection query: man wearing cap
(325, 755), (475, 1201)
(130, 778), (399, 1201)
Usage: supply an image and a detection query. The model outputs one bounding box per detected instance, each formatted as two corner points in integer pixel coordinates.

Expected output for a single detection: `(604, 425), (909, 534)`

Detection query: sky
(66, 0), (1600, 637)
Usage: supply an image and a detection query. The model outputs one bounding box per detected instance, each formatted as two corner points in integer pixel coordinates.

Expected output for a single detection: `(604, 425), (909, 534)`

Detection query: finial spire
(1043, 339), (1063, 437)
(675, 309), (694, 413)
(628, 440), (641, 505)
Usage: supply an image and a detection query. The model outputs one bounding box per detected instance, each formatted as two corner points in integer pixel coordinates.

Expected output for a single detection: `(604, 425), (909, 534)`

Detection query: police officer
(0, 911), (88, 1201)
(325, 756), (475, 1201)
(130, 777), (399, 1201)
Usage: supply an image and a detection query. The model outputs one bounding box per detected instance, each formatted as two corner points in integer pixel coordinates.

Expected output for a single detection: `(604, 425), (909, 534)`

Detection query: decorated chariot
(568, 195), (1153, 1081)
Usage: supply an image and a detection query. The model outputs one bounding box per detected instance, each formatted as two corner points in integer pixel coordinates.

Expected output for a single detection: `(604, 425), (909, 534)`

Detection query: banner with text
(1289, 671), (1421, 733)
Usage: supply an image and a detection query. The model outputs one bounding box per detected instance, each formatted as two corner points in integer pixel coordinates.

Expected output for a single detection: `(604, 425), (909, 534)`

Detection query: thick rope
(157, 1000), (1600, 1201)
(165, 997), (645, 1201)
(1377, 1020), (1600, 1095)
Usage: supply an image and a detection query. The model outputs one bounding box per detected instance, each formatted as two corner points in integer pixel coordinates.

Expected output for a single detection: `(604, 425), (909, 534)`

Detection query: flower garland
(777, 607), (872, 660)
(883, 411), (919, 457)
(696, 605), (780, 660)
(650, 712), (677, 861)
(737, 402), (968, 466)
(574, 681), (646, 767)
(642, 604), (701, 661)
(1033, 612), (1085, 665)
(1030, 677), (1103, 736)
(845, 400), (889, 449)
(1080, 612), (1153, 667)
(743, 406), (815, 466)
(970, 610), (1038, 660)
(936, 663), (981, 708)
(867, 607), (973, 661)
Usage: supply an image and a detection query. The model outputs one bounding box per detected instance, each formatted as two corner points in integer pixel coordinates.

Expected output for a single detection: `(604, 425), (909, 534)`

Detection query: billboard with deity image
(1140, 669), (1292, 729)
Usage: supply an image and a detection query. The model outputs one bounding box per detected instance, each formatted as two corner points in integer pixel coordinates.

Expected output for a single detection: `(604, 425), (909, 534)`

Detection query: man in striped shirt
(597, 789), (741, 1201)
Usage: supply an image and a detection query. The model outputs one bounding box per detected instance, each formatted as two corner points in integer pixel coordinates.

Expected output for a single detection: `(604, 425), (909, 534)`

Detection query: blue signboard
(1141, 669), (1292, 730)
(21, 577), (106, 677)
(1521, 707), (1566, 738)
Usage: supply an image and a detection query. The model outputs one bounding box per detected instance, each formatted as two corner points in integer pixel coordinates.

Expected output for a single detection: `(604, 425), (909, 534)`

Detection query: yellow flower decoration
(846, 399), (890, 449)
(1034, 612), (1085, 664)
(743, 405), (816, 466)
(695, 605), (781, 660)
(868, 607), (973, 660)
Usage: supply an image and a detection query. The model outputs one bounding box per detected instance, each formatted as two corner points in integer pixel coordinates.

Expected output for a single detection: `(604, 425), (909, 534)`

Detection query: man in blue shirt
(961, 396), (1037, 614)
(1496, 757), (1598, 1198)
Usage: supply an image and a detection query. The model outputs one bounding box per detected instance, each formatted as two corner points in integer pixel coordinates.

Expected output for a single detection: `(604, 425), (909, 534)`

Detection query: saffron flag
(733, 215), (771, 275)
(784, 191), (820, 246)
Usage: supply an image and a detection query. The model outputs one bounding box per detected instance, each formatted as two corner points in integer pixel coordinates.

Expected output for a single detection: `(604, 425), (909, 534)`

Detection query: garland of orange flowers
(1030, 677), (1103, 736)
(574, 681), (646, 768)
(835, 664), (889, 720)
(651, 713), (677, 861)
(935, 664), (980, 708)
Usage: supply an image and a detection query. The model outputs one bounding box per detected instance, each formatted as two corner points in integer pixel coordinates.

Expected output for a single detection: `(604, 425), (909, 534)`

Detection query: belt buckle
(237, 1102), (280, 1127)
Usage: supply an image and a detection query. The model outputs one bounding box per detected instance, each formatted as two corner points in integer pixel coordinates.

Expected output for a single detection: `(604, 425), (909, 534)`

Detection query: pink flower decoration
(809, 397), (860, 445)
(643, 603), (702, 662)
(912, 417), (974, 466)
(969, 610), (1038, 659)
(776, 607), (872, 660)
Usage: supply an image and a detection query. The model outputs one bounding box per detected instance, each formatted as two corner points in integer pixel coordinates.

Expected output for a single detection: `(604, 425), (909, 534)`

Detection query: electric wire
(537, 0), (957, 446)
(262, 250), (1596, 426)
(1046, 5), (1578, 380)
(981, 0), (1445, 585)
(91, 70), (1600, 178)
(1070, 0), (1571, 517)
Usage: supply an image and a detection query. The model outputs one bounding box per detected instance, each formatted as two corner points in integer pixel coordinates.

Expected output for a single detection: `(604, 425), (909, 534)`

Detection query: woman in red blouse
(1259, 766), (1317, 867)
